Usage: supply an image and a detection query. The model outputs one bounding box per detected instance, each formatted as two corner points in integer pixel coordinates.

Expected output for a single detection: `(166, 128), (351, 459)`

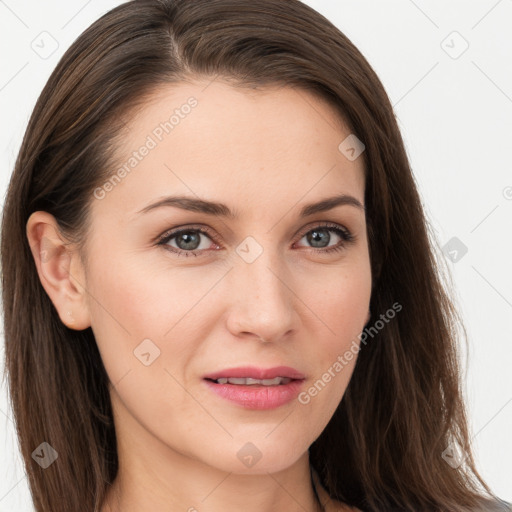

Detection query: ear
(26, 211), (91, 330)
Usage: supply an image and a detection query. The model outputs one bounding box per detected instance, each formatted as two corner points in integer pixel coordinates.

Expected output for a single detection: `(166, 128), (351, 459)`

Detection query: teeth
(214, 377), (292, 385)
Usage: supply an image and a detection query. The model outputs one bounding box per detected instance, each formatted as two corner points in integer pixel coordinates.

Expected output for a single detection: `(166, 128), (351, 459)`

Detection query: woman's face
(80, 80), (371, 474)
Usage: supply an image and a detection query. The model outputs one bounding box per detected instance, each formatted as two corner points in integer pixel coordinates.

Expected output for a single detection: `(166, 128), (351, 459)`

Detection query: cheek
(296, 262), (371, 412)
(85, 259), (209, 437)
(308, 260), (372, 344)
(85, 251), (227, 384)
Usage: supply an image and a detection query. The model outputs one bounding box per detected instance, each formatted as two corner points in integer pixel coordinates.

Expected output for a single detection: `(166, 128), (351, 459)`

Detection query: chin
(195, 433), (310, 475)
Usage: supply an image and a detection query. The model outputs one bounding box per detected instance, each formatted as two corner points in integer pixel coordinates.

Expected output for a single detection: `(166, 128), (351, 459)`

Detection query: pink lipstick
(203, 366), (305, 410)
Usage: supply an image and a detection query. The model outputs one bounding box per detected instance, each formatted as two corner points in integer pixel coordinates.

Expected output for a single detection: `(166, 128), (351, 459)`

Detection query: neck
(103, 455), (323, 512)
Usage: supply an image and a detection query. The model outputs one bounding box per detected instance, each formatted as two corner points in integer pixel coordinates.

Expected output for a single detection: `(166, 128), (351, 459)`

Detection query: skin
(26, 79), (371, 512)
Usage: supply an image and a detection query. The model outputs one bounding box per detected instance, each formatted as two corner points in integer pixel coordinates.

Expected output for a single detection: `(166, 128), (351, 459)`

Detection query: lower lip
(203, 379), (304, 410)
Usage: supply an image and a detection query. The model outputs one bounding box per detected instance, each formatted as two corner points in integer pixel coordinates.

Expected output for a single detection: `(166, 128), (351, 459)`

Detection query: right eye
(156, 226), (220, 257)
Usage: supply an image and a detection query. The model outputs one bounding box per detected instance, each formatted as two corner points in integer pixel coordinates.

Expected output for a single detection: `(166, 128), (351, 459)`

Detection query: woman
(1, 0), (509, 511)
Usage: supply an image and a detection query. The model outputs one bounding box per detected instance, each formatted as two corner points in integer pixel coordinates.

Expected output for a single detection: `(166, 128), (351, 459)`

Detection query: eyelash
(156, 222), (356, 258)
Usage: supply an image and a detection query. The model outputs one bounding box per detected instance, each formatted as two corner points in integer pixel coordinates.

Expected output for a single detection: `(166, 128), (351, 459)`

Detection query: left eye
(157, 223), (355, 257)
(296, 225), (351, 250)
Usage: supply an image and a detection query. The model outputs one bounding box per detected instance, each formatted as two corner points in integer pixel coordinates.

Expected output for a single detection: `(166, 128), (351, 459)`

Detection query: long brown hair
(1, 1), (506, 510)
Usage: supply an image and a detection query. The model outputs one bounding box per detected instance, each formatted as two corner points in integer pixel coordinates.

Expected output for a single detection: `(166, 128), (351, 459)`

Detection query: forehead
(93, 79), (365, 220)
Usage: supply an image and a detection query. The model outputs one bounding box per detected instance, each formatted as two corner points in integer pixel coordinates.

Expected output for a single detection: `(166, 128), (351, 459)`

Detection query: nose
(225, 246), (298, 344)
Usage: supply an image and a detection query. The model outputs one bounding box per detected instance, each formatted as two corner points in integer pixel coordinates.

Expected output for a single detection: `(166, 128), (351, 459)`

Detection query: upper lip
(203, 366), (305, 380)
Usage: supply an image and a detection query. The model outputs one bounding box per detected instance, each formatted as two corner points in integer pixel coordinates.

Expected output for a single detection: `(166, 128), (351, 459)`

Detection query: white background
(1, 0), (511, 509)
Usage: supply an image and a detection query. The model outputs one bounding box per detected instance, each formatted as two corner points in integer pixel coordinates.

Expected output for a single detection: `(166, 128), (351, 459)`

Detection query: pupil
(308, 228), (330, 248)
(177, 231), (200, 250)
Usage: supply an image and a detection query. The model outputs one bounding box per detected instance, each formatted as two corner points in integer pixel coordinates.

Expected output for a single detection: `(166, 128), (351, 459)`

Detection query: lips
(214, 376), (291, 385)
(203, 366), (305, 410)
(203, 365), (305, 381)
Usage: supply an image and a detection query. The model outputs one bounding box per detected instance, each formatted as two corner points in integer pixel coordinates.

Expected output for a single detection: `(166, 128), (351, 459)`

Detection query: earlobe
(26, 211), (91, 330)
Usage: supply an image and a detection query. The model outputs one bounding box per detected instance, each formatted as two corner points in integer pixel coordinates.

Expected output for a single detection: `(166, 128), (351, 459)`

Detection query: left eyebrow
(298, 194), (365, 217)
(135, 193), (365, 218)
